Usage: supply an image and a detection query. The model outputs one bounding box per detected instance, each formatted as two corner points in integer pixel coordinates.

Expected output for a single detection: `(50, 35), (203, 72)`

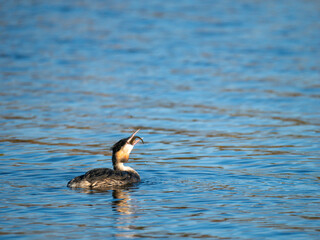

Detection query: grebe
(67, 129), (144, 189)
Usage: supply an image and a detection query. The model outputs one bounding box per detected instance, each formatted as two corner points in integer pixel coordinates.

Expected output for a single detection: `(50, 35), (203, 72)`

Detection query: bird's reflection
(112, 188), (134, 215)
(74, 185), (136, 215)
(111, 187), (141, 239)
(75, 186), (139, 237)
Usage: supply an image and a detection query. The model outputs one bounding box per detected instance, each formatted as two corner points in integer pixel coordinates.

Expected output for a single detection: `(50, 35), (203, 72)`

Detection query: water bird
(67, 129), (144, 189)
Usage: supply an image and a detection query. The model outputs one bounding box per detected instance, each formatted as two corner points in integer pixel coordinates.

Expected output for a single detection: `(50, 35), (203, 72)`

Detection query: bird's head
(111, 129), (144, 163)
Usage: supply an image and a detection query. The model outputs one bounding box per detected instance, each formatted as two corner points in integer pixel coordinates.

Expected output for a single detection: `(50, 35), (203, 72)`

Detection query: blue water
(1, 0), (320, 239)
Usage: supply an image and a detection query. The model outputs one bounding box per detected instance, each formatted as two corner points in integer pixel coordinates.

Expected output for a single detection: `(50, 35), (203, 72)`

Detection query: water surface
(1, 0), (320, 239)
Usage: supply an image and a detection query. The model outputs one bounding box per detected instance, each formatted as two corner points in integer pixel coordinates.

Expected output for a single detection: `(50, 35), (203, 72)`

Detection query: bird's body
(67, 167), (140, 189)
(67, 129), (143, 190)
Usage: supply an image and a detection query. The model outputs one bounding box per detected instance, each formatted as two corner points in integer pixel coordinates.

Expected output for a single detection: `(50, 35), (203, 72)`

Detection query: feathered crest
(111, 137), (129, 153)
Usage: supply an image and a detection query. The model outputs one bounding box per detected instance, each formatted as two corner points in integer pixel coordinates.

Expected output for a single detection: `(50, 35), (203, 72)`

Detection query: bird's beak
(127, 129), (144, 146)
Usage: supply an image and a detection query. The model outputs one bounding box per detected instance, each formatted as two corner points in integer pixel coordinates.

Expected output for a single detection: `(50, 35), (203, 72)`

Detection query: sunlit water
(1, 0), (320, 239)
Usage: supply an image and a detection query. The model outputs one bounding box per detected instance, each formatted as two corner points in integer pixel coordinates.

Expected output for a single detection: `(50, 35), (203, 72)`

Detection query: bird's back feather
(67, 168), (140, 189)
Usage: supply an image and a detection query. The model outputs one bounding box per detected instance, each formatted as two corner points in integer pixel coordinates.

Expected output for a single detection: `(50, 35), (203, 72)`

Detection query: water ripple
(1, 0), (320, 239)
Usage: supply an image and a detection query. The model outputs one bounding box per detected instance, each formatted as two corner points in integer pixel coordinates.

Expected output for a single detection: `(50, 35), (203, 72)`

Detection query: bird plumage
(67, 129), (143, 190)
(67, 168), (140, 189)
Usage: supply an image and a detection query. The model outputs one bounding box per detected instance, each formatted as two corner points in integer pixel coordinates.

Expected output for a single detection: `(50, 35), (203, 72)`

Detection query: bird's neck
(114, 162), (133, 172)
(112, 155), (140, 180)
(112, 155), (135, 172)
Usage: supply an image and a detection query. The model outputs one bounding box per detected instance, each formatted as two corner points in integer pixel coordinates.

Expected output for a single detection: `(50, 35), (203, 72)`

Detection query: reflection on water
(112, 189), (133, 215)
(112, 189), (139, 239)
(1, 0), (320, 239)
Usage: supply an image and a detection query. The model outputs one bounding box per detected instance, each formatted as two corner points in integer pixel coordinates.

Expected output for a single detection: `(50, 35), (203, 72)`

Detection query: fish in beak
(127, 129), (144, 146)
